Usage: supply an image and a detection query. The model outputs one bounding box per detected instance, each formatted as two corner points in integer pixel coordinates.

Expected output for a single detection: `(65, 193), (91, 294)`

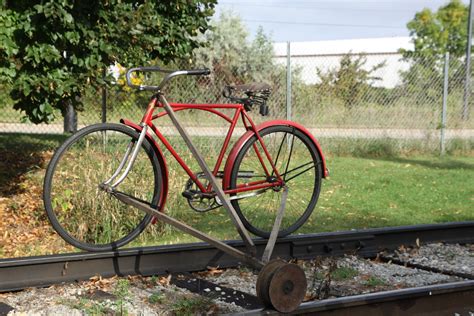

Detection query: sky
(214, 0), (471, 43)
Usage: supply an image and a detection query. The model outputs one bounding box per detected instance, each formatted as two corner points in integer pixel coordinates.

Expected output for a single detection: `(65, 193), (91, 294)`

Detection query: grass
(0, 132), (473, 257)
(171, 296), (215, 316)
(364, 276), (387, 287)
(148, 293), (165, 304)
(331, 267), (359, 281)
(60, 297), (108, 315)
(113, 279), (130, 315)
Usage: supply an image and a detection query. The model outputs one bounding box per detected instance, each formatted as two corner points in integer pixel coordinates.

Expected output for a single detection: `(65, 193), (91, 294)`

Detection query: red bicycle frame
(128, 96), (285, 197)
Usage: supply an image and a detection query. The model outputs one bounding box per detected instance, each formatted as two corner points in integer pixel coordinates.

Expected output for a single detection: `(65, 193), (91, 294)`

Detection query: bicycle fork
(99, 123), (149, 191)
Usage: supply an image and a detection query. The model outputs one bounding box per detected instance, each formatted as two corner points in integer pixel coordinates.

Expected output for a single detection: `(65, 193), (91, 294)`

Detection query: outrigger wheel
(256, 259), (307, 313)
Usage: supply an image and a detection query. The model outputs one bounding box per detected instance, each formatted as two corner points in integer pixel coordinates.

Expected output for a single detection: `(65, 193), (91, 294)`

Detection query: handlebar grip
(126, 68), (140, 89)
(186, 69), (211, 76)
(125, 67), (163, 91)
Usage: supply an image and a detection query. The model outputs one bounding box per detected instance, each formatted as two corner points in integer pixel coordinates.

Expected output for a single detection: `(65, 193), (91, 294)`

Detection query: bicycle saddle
(223, 83), (271, 116)
(226, 83), (271, 94)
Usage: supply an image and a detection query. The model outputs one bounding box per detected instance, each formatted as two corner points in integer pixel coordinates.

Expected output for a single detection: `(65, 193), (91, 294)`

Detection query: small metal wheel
(256, 260), (307, 313)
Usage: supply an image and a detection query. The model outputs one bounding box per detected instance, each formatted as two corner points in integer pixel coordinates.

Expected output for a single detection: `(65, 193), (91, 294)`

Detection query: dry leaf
(159, 274), (172, 286)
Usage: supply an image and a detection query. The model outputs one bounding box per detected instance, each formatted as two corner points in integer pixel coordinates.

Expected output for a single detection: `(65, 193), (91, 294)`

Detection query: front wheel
(229, 125), (323, 238)
(43, 123), (163, 251)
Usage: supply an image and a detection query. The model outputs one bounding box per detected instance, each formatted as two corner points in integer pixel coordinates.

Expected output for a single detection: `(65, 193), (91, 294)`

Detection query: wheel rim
(231, 126), (322, 237)
(46, 126), (159, 250)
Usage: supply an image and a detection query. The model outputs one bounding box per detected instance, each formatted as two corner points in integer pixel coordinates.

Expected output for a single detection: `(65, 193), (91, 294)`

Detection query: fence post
(462, 0), (473, 120)
(102, 86), (107, 123)
(440, 52), (449, 156)
(102, 69), (107, 123)
(286, 41), (292, 121)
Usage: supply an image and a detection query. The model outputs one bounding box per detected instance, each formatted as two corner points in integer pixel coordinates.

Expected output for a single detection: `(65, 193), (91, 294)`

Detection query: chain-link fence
(0, 48), (473, 155)
(279, 51), (473, 155)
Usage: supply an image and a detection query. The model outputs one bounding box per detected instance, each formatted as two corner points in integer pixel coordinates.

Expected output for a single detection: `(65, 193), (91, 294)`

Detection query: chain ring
(184, 173), (219, 212)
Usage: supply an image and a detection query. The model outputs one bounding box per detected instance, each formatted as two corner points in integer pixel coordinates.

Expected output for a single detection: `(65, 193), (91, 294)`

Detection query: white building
(273, 37), (414, 88)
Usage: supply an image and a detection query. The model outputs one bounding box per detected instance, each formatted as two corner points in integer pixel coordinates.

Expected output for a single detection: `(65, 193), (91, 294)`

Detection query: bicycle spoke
(283, 129), (295, 181)
(280, 161), (314, 178)
(284, 164), (315, 183)
(271, 132), (287, 177)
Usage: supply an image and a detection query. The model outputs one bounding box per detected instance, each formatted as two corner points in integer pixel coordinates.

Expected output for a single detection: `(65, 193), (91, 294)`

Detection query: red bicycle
(43, 67), (328, 252)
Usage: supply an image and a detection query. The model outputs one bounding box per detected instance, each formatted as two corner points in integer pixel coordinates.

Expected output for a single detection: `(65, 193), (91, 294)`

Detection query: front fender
(222, 120), (328, 189)
(120, 119), (169, 213)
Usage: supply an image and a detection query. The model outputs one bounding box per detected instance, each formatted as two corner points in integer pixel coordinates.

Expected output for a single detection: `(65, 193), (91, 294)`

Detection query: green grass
(171, 296), (214, 316)
(125, 154), (474, 248)
(301, 156), (474, 233)
(331, 267), (359, 281)
(0, 132), (473, 256)
(0, 133), (68, 151)
(364, 276), (387, 287)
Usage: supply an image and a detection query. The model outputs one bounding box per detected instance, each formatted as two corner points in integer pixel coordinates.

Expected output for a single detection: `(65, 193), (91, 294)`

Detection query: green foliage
(0, 5), (18, 82)
(331, 266), (359, 281)
(171, 296), (214, 316)
(67, 298), (107, 315)
(0, 0), (216, 123)
(148, 293), (165, 304)
(364, 276), (386, 287)
(316, 54), (386, 109)
(402, 0), (468, 60)
(193, 11), (278, 84)
(114, 279), (130, 315)
(399, 0), (468, 111)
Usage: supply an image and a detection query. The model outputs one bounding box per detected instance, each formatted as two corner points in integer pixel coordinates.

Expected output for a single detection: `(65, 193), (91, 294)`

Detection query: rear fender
(222, 120), (328, 189)
(120, 119), (168, 213)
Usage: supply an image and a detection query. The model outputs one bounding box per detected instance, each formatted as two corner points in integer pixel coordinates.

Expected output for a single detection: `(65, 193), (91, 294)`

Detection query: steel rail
(242, 280), (474, 315)
(0, 221), (473, 292)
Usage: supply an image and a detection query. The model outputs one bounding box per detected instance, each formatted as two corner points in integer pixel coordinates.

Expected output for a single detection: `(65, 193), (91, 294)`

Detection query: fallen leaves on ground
(0, 150), (73, 258)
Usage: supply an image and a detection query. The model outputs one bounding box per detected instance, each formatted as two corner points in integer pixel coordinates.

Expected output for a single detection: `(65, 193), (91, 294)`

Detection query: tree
(0, 0), (216, 124)
(402, 0), (468, 60)
(316, 54), (385, 109)
(192, 11), (280, 86)
(399, 0), (469, 109)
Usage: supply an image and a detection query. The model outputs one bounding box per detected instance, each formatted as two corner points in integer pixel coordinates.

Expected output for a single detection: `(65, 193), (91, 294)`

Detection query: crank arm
(228, 188), (270, 201)
(215, 187), (270, 205)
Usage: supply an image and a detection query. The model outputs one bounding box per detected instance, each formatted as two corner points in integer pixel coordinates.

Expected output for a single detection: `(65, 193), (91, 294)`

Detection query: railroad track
(0, 221), (473, 314)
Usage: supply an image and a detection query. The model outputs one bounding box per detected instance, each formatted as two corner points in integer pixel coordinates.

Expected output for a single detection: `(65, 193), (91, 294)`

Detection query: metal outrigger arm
(112, 190), (264, 269)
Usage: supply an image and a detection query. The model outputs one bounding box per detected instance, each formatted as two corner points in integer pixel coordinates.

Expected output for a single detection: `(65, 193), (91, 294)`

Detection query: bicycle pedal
(182, 190), (197, 200)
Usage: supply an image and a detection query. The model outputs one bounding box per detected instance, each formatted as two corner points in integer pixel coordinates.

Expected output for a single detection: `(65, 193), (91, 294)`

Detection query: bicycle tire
(229, 125), (323, 238)
(43, 123), (163, 251)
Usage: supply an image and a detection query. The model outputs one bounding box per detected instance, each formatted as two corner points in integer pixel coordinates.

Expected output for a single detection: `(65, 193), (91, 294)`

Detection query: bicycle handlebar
(125, 66), (210, 91)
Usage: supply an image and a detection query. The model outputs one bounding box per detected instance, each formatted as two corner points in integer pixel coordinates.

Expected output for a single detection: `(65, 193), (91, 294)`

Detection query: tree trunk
(63, 100), (77, 133)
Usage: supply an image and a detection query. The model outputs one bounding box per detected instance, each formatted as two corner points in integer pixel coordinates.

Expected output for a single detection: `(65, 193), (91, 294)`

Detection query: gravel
(384, 243), (473, 277)
(0, 275), (245, 315)
(203, 266), (258, 296)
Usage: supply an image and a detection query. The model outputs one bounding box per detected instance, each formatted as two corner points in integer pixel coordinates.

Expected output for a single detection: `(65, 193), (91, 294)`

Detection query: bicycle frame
(105, 67), (327, 264)
(124, 95), (285, 198)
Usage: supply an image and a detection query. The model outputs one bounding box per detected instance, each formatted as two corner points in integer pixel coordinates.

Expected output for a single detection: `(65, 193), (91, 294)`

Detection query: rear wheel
(229, 125), (323, 238)
(43, 123), (163, 251)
